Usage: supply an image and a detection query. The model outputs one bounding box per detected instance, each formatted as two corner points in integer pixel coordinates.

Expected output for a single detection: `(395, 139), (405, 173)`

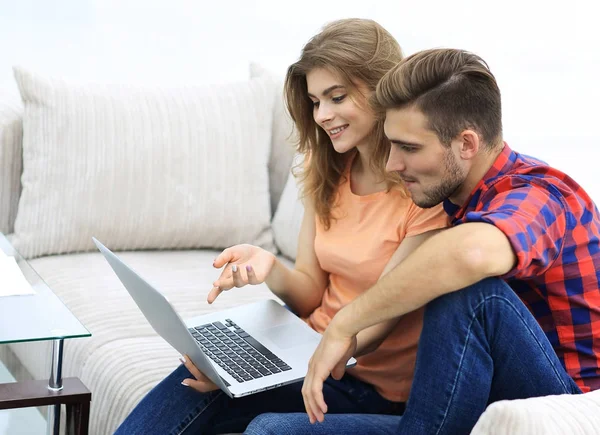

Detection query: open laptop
(92, 238), (356, 398)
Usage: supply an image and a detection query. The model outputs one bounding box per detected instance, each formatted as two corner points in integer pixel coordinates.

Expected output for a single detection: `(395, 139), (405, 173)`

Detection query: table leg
(66, 400), (90, 435)
(47, 339), (64, 435)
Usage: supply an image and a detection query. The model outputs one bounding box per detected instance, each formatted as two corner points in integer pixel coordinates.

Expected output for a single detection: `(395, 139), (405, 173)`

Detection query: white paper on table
(0, 256), (36, 297)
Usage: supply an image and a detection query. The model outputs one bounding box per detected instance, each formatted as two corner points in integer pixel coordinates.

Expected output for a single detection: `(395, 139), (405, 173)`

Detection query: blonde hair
(285, 18), (405, 229)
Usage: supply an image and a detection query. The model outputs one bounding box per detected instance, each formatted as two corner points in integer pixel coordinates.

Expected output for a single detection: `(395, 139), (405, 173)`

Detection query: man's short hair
(374, 48), (503, 148)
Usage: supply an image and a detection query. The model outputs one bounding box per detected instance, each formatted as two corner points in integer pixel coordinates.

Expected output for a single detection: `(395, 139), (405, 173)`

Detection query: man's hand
(301, 317), (357, 424)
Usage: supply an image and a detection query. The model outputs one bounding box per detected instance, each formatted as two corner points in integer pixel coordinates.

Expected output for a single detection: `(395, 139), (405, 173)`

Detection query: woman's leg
(115, 363), (399, 435)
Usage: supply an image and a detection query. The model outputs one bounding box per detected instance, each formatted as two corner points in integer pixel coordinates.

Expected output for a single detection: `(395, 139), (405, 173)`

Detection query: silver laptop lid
(92, 237), (229, 393)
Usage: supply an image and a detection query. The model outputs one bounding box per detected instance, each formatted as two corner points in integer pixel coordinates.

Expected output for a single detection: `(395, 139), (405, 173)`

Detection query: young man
(244, 48), (600, 434)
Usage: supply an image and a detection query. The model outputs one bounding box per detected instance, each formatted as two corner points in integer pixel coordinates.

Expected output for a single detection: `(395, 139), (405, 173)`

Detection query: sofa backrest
(0, 92), (22, 235)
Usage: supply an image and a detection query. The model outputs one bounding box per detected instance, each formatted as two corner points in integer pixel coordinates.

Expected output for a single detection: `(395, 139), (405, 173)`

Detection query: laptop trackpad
(263, 323), (318, 349)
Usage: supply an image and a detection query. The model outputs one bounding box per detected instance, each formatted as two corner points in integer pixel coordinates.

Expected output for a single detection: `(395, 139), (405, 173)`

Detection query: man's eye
(394, 143), (416, 153)
(332, 95), (346, 103)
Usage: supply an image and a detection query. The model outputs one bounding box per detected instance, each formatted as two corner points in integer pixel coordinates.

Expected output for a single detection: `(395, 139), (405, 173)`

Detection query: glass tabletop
(0, 233), (90, 344)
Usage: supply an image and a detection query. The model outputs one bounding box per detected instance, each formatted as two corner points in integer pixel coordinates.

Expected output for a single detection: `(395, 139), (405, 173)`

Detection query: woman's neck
(349, 143), (387, 196)
(352, 142), (373, 175)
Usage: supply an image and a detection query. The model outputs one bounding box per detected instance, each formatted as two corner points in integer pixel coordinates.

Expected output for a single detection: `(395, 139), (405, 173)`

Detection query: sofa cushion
(0, 92), (22, 235)
(9, 250), (292, 434)
(11, 67), (277, 258)
(250, 64), (296, 217)
(271, 156), (305, 261)
(471, 389), (600, 435)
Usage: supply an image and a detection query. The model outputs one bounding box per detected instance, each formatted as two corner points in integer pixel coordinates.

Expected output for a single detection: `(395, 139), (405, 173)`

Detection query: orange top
(306, 163), (448, 402)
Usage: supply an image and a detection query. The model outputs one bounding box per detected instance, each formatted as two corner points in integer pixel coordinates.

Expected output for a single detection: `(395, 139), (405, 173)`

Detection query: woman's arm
(266, 199), (329, 317)
(353, 229), (444, 356)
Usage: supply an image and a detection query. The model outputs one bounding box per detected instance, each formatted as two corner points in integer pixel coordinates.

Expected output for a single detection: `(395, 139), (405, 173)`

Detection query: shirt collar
(443, 142), (516, 218)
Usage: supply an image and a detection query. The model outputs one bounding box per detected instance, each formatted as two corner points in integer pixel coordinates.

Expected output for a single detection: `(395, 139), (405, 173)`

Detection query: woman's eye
(332, 95), (346, 103)
(312, 101), (320, 108)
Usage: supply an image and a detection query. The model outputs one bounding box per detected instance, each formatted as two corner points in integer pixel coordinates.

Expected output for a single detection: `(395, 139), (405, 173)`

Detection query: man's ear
(458, 129), (480, 160)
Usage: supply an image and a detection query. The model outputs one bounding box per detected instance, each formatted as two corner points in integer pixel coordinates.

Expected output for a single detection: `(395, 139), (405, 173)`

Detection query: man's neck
(449, 144), (504, 207)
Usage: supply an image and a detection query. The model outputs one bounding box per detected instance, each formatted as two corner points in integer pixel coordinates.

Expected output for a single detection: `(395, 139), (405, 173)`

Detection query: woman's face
(306, 68), (376, 154)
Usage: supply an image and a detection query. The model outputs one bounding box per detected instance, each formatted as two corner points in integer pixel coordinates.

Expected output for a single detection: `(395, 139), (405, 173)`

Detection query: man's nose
(386, 147), (406, 172)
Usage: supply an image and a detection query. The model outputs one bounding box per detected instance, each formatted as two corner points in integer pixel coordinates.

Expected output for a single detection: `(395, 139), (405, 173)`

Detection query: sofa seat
(9, 249), (292, 434)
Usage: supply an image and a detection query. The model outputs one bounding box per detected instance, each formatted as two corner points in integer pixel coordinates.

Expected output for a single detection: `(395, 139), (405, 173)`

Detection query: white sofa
(1, 65), (599, 435)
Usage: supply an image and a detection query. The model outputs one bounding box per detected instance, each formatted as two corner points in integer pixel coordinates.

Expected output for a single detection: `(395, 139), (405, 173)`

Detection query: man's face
(384, 106), (468, 208)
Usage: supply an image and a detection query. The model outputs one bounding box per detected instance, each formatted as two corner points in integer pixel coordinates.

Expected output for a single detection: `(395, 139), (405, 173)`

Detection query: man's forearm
(336, 223), (516, 336)
(354, 319), (400, 357)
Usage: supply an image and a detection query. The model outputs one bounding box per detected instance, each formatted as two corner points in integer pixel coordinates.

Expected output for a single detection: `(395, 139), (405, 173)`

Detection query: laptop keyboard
(188, 319), (292, 383)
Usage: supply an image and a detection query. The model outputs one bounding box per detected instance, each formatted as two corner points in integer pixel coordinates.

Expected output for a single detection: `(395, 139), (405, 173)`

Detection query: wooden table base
(0, 377), (91, 435)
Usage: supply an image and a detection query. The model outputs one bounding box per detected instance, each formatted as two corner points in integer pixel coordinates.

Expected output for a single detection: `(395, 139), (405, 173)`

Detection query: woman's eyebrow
(307, 84), (345, 98)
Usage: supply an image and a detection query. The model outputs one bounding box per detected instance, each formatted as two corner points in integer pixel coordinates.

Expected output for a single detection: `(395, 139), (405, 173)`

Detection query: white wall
(1, 0), (599, 195)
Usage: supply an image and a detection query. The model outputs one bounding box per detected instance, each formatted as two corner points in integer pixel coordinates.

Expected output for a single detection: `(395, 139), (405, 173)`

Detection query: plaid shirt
(444, 144), (600, 392)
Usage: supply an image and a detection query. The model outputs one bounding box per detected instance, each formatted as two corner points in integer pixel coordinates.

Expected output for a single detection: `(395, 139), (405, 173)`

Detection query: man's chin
(412, 194), (441, 209)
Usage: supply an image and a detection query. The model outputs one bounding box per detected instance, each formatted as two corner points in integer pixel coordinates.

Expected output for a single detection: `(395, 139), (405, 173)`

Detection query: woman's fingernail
(246, 265), (252, 272)
(181, 381), (189, 387)
(232, 265), (238, 273)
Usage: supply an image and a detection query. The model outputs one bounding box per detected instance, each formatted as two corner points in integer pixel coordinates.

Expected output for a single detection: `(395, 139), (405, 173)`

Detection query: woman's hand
(207, 244), (276, 303)
(180, 355), (219, 393)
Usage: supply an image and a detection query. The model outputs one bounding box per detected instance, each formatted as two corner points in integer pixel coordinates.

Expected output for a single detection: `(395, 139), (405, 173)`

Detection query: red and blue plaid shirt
(444, 144), (600, 392)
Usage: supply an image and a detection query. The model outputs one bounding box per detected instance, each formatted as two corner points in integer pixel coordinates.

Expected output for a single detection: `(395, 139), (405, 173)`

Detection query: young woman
(115, 18), (447, 435)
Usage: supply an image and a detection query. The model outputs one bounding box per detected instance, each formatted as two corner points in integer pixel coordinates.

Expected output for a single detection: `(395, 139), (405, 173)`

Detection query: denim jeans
(244, 278), (582, 435)
(114, 358), (402, 434)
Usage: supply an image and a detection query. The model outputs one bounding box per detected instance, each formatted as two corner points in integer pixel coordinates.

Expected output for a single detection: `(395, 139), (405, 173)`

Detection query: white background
(1, 0), (599, 196)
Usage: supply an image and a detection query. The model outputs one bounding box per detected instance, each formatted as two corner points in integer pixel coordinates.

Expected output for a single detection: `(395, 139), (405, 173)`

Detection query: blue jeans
(244, 278), (582, 435)
(114, 360), (402, 434)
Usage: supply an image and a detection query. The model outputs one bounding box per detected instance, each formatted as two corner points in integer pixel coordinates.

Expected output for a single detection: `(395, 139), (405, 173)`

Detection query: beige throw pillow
(271, 155), (305, 261)
(249, 64), (296, 216)
(12, 67), (276, 258)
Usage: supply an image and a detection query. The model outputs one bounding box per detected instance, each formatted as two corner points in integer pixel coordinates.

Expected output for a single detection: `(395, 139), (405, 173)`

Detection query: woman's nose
(315, 104), (333, 124)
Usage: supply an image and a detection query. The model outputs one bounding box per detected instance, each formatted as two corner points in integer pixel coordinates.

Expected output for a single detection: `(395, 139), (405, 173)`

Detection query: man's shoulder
(484, 151), (574, 197)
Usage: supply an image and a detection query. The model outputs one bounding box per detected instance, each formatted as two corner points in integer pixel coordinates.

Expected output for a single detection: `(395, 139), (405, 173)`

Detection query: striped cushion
(11, 67), (276, 258)
(249, 64), (296, 217)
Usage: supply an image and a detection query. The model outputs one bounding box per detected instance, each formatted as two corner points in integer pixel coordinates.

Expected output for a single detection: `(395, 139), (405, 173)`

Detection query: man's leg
(398, 277), (581, 435)
(115, 363), (398, 434)
(242, 278), (580, 435)
(244, 413), (401, 435)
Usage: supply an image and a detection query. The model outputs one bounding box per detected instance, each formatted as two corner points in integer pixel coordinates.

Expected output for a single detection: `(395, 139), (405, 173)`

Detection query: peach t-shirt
(305, 164), (448, 402)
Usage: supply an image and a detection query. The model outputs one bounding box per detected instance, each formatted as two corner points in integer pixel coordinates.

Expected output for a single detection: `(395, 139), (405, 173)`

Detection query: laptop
(92, 238), (356, 398)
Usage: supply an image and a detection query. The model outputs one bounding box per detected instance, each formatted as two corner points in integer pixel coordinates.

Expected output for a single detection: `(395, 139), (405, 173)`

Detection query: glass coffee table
(0, 233), (91, 434)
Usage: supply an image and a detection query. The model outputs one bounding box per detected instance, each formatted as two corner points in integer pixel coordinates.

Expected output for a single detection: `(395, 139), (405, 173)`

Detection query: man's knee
(244, 413), (281, 435)
(424, 277), (514, 319)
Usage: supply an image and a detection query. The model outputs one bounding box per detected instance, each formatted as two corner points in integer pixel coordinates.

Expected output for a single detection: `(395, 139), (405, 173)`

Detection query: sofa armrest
(471, 390), (600, 435)
(0, 92), (23, 235)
